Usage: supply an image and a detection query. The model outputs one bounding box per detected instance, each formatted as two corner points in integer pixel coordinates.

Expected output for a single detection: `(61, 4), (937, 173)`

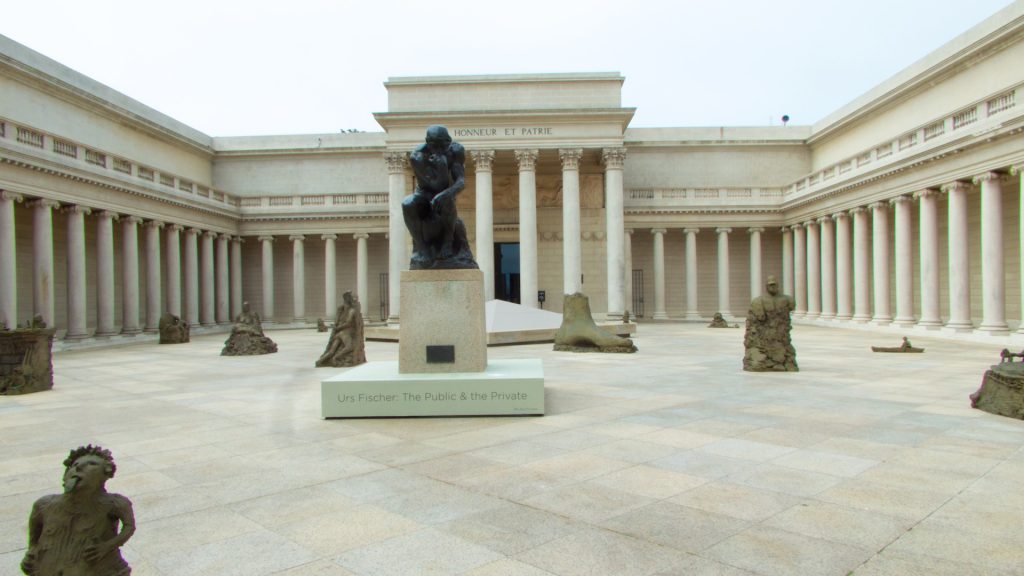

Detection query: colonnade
(384, 146), (628, 322)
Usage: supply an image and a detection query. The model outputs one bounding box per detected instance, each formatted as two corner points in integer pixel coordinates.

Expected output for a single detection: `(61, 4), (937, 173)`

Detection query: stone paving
(2, 323), (1023, 575)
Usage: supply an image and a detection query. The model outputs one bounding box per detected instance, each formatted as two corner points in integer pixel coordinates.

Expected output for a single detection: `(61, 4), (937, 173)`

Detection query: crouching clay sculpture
(554, 293), (637, 353)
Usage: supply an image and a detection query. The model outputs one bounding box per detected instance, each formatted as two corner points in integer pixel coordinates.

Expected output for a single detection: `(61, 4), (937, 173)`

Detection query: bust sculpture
(221, 301), (278, 356)
(316, 291), (367, 367)
(21, 445), (135, 576)
(743, 275), (798, 371)
(402, 125), (478, 270)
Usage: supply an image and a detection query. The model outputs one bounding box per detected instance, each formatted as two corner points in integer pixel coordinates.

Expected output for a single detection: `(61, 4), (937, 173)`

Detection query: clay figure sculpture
(21, 445), (135, 576)
(743, 275), (798, 371)
(871, 336), (924, 353)
(316, 291), (367, 368)
(317, 318), (328, 332)
(554, 293), (637, 353)
(158, 313), (190, 344)
(221, 301), (278, 356)
(971, 349), (1024, 419)
(708, 312), (738, 328)
(0, 318), (55, 395)
(402, 125), (478, 270)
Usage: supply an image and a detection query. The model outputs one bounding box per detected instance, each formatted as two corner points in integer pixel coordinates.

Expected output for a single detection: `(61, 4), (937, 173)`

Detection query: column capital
(868, 201), (888, 211)
(940, 180), (972, 194)
(973, 171), (1007, 185)
(27, 198), (60, 210)
(321, 234), (338, 241)
(601, 147), (627, 169)
(143, 220), (164, 230)
(122, 215), (143, 225)
(62, 205), (91, 216)
(469, 149), (495, 171)
(258, 235), (275, 242)
(184, 227), (201, 236)
(789, 224), (803, 232)
(816, 216), (831, 225)
(683, 228), (700, 235)
(96, 210), (119, 221)
(231, 236), (245, 243)
(625, 228), (634, 235)
(289, 234), (306, 242)
(0, 190), (24, 203)
(558, 148), (583, 170)
(514, 149), (539, 171)
(831, 211), (849, 221)
(166, 224), (185, 233)
(913, 188), (940, 200)
(747, 227), (765, 234)
(848, 206), (866, 216)
(651, 228), (667, 235)
(384, 151), (408, 174)
(202, 230), (219, 239)
(715, 227), (733, 234)
(1010, 165), (1023, 176)
(779, 226), (790, 234)
(889, 194), (912, 206)
(801, 220), (815, 228)
(353, 232), (369, 240)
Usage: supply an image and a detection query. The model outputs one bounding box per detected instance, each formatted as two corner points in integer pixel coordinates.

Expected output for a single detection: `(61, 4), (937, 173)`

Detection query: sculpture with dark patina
(402, 125), (478, 270)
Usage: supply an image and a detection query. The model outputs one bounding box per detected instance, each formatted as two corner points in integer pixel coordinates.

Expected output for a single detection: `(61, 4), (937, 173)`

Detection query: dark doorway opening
(494, 243), (521, 303)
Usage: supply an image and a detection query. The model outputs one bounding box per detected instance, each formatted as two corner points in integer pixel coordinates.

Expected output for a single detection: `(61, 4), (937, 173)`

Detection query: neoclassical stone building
(1, 3), (1023, 343)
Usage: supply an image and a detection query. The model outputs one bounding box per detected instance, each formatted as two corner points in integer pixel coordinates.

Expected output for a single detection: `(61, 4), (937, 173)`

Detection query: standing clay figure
(316, 291), (367, 367)
(158, 313), (189, 344)
(554, 293), (637, 353)
(21, 445), (135, 576)
(221, 301), (277, 356)
(743, 275), (798, 371)
(402, 125), (478, 270)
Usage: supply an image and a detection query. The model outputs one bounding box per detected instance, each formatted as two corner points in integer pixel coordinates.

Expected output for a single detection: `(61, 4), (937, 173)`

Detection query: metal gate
(378, 272), (389, 321)
(631, 269), (644, 318)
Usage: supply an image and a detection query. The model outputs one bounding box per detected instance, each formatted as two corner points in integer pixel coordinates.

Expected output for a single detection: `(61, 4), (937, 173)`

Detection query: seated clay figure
(316, 292), (367, 367)
(221, 301), (277, 356)
(158, 313), (189, 344)
(554, 293), (637, 353)
(708, 312), (737, 328)
(21, 445), (135, 576)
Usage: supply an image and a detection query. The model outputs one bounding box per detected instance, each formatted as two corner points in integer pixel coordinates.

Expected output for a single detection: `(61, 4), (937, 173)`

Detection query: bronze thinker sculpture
(22, 445), (135, 576)
(402, 125), (478, 270)
(743, 275), (798, 371)
(316, 291), (367, 367)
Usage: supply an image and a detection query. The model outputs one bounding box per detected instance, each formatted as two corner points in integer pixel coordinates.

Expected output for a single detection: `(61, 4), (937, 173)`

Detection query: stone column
(385, 151), (407, 323)
(943, 181), (973, 331)
(559, 148), (583, 295)
(322, 234), (337, 316)
(870, 202), (892, 324)
(29, 199), (59, 327)
(652, 228), (668, 319)
(1015, 165), (1024, 334)
(0, 191), (22, 330)
(805, 220), (820, 319)
(290, 235), (305, 323)
(64, 205), (90, 339)
(200, 231), (216, 326)
(471, 150), (495, 300)
(748, 227), (764, 300)
(716, 227), (732, 317)
(143, 221), (163, 332)
(625, 229), (634, 316)
(516, 149), (539, 308)
(95, 211), (118, 336)
(792, 224), (806, 317)
(684, 228), (700, 320)
(216, 234), (229, 324)
(976, 172), (1009, 334)
(120, 216), (142, 334)
(230, 237), (243, 319)
(851, 207), (871, 322)
(183, 228), (200, 327)
(165, 225), (182, 317)
(833, 212), (853, 321)
(892, 195), (915, 326)
(603, 147), (627, 319)
(355, 232), (369, 316)
(781, 227), (793, 297)
(259, 235), (275, 322)
(818, 216), (836, 320)
(915, 189), (942, 328)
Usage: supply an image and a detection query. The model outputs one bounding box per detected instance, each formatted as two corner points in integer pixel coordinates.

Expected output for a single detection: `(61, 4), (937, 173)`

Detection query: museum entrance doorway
(494, 242), (521, 303)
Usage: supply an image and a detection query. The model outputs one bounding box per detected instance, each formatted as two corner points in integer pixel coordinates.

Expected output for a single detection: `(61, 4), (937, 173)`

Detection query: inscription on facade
(452, 127), (553, 138)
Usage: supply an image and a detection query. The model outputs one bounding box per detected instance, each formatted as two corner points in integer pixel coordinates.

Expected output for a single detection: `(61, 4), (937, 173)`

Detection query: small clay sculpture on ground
(554, 293), (637, 353)
(743, 275), (798, 371)
(221, 301), (277, 356)
(158, 313), (189, 344)
(871, 336), (924, 353)
(0, 317), (55, 395)
(21, 445), (135, 576)
(316, 291), (367, 367)
(971, 349), (1024, 419)
(317, 318), (328, 332)
(708, 312), (738, 328)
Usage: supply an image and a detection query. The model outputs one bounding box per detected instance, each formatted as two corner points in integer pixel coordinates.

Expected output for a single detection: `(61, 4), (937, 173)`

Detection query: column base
(64, 333), (90, 341)
(120, 328), (142, 336)
(942, 322), (975, 334)
(915, 320), (943, 330)
(804, 312), (821, 320)
(652, 312), (669, 320)
(835, 314), (853, 322)
(892, 317), (916, 327)
(976, 323), (1010, 336)
(94, 330), (119, 337)
(870, 317), (893, 326)
(684, 312), (702, 320)
(852, 315), (872, 324)
(605, 311), (624, 322)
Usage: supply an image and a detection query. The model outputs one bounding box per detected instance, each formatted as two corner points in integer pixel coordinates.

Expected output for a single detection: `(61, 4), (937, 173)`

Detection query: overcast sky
(3, 0), (1015, 136)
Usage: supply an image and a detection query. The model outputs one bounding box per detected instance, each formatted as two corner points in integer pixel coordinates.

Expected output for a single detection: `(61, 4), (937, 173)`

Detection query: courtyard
(1, 323), (1023, 575)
